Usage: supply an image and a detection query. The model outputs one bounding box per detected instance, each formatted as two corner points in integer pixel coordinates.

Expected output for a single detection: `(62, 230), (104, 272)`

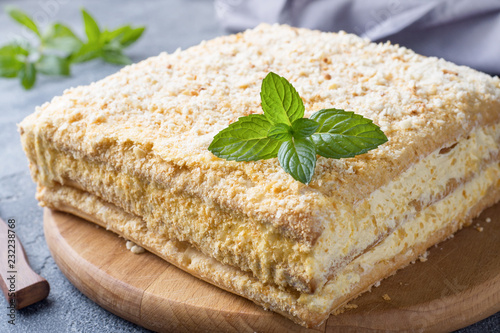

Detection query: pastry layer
(20, 120), (500, 293)
(37, 152), (500, 327)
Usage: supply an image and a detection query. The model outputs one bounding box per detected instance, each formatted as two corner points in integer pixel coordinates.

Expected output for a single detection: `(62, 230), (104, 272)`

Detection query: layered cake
(19, 24), (500, 327)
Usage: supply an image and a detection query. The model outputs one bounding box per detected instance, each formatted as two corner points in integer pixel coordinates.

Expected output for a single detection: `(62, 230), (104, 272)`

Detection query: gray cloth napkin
(215, 0), (500, 75)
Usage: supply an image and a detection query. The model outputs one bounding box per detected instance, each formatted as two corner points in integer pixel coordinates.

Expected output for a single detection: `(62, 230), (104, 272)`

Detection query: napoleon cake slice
(20, 24), (500, 327)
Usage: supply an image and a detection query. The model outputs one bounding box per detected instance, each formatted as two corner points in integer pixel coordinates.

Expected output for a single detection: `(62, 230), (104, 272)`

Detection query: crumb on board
(373, 281), (381, 288)
(126, 240), (145, 254)
(332, 303), (358, 315)
(418, 251), (429, 262)
(382, 294), (391, 301)
(486, 217), (492, 223)
(475, 226), (484, 232)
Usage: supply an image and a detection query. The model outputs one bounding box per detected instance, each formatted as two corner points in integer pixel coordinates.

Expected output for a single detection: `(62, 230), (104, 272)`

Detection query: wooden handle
(0, 217), (50, 309)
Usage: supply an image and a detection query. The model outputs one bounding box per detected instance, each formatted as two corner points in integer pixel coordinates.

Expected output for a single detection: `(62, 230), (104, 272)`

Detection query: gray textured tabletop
(0, 1), (498, 332)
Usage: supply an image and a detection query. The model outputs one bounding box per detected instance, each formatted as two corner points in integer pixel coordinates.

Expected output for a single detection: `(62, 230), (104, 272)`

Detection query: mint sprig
(310, 108), (387, 159)
(208, 114), (282, 161)
(278, 137), (317, 184)
(260, 72), (304, 125)
(209, 72), (388, 184)
(0, 7), (145, 90)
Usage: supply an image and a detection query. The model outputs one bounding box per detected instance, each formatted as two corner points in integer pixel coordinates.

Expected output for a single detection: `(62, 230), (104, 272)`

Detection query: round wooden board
(43, 205), (500, 333)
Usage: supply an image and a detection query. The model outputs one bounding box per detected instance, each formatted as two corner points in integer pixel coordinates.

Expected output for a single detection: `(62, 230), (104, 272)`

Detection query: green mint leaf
(43, 23), (83, 53)
(260, 72), (304, 125)
(19, 62), (36, 89)
(268, 123), (292, 141)
(102, 49), (132, 65)
(100, 28), (131, 50)
(0, 44), (28, 78)
(208, 114), (281, 161)
(102, 25), (144, 47)
(310, 108), (388, 159)
(1, 7), (145, 90)
(6, 7), (41, 37)
(278, 138), (316, 184)
(119, 26), (145, 47)
(207, 74), (388, 184)
(70, 43), (101, 63)
(0, 55), (24, 78)
(0, 43), (29, 57)
(36, 55), (70, 76)
(81, 9), (101, 44)
(291, 118), (319, 138)
(101, 27), (129, 43)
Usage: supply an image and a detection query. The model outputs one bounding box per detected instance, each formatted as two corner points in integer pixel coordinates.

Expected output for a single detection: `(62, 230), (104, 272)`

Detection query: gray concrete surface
(0, 0), (498, 332)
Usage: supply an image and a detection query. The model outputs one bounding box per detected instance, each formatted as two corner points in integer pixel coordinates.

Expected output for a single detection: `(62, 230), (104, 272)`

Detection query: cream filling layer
(304, 159), (500, 311)
(310, 122), (500, 289)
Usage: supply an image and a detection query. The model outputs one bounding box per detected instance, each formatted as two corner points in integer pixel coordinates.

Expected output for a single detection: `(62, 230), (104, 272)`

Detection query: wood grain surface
(43, 204), (500, 333)
(0, 217), (50, 310)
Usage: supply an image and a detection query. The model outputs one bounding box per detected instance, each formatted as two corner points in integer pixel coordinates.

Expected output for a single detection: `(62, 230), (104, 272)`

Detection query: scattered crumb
(476, 226), (484, 232)
(333, 303), (358, 315)
(418, 251), (429, 262)
(131, 245), (145, 254)
(382, 294), (391, 301)
(486, 217), (491, 223)
(126, 240), (145, 254)
(373, 281), (381, 288)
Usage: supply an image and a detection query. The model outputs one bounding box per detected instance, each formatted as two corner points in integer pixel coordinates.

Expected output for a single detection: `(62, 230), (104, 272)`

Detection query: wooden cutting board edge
(43, 207), (500, 333)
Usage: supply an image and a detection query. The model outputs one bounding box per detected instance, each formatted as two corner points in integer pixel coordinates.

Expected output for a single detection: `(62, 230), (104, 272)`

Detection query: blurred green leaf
(101, 26), (130, 42)
(119, 26), (145, 47)
(0, 43), (29, 78)
(81, 9), (101, 44)
(70, 43), (101, 63)
(102, 49), (131, 65)
(43, 23), (83, 53)
(36, 55), (70, 76)
(0, 43), (29, 57)
(1, 6), (145, 89)
(6, 6), (41, 37)
(102, 25), (145, 47)
(0, 56), (24, 78)
(19, 62), (36, 89)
